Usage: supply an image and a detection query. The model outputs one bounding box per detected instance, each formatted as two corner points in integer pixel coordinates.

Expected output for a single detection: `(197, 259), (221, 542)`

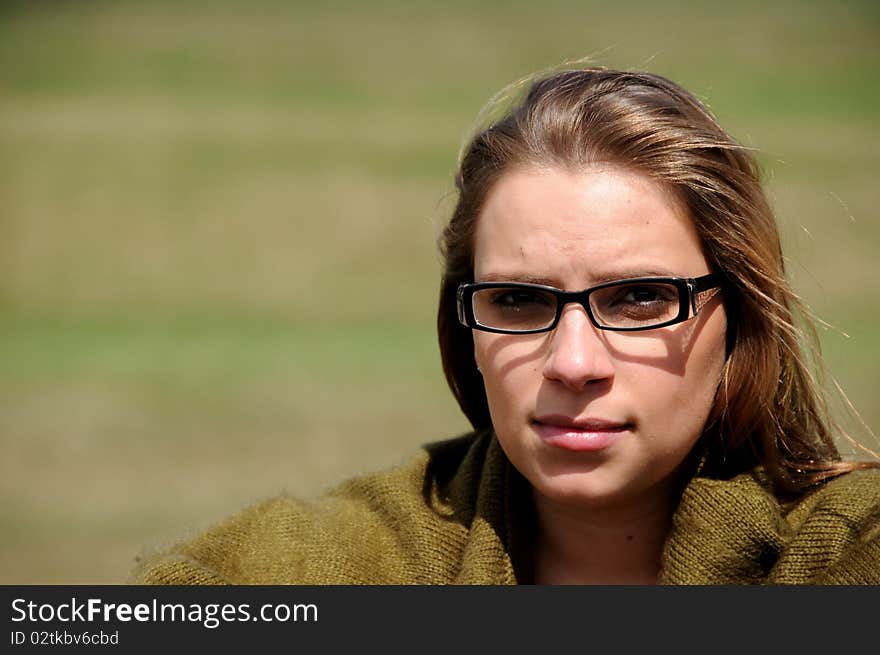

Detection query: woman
(135, 67), (880, 585)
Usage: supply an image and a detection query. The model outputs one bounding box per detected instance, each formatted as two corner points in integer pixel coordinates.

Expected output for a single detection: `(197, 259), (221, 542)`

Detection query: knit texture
(133, 431), (880, 585)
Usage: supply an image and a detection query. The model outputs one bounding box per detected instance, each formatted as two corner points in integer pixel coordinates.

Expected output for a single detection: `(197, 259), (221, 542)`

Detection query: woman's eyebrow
(478, 273), (560, 286)
(589, 268), (678, 284)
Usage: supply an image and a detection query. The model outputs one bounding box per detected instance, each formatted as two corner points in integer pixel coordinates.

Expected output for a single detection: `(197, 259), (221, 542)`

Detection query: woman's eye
(620, 286), (670, 305)
(600, 283), (678, 317)
(491, 290), (551, 309)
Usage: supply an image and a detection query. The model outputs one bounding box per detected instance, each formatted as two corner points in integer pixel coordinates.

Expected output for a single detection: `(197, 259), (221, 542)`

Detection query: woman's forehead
(473, 166), (707, 285)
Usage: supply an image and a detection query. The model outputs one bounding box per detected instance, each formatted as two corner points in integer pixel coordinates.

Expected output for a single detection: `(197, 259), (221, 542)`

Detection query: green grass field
(1, 0), (878, 583)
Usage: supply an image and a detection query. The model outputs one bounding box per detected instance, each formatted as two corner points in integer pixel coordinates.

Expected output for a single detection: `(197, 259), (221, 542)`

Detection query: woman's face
(472, 165), (727, 513)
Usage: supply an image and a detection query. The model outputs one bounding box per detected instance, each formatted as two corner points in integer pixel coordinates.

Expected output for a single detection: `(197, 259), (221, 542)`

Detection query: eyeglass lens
(471, 281), (682, 331)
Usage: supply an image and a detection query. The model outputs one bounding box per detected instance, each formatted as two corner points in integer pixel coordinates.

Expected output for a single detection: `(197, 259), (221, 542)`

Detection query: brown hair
(437, 67), (879, 495)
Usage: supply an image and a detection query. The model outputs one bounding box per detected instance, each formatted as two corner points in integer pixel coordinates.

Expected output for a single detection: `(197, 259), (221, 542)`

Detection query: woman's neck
(531, 487), (676, 585)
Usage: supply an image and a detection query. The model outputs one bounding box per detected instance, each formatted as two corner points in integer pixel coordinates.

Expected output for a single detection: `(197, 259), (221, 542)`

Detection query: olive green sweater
(133, 431), (880, 585)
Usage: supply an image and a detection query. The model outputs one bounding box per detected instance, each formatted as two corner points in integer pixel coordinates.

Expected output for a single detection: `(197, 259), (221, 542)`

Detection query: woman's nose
(542, 304), (615, 391)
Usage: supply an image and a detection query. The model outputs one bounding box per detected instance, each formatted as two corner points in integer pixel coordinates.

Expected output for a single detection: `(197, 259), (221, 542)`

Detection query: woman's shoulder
(132, 431), (496, 585)
(663, 466), (880, 584)
(777, 466), (880, 584)
(785, 466), (880, 521)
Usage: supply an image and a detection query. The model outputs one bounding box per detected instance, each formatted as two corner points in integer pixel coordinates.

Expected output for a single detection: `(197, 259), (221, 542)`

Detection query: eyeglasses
(457, 273), (724, 334)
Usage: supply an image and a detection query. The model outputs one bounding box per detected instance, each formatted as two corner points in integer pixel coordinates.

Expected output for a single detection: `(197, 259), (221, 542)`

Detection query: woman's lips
(532, 415), (631, 452)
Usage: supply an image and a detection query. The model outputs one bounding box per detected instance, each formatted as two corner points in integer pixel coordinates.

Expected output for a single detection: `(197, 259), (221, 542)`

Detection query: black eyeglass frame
(457, 273), (724, 334)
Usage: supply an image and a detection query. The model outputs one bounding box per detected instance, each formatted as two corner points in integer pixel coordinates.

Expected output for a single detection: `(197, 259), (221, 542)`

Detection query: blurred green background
(1, 0), (878, 583)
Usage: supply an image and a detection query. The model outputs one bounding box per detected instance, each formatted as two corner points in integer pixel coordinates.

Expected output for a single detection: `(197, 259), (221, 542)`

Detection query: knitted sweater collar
(447, 433), (787, 585)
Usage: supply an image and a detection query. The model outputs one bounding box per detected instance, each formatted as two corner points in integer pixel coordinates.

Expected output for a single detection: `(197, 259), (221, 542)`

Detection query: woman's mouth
(532, 414), (631, 452)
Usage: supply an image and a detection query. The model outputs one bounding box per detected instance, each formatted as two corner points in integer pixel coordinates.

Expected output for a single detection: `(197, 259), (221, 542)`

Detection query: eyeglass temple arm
(689, 273), (724, 316)
(456, 285), (469, 326)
